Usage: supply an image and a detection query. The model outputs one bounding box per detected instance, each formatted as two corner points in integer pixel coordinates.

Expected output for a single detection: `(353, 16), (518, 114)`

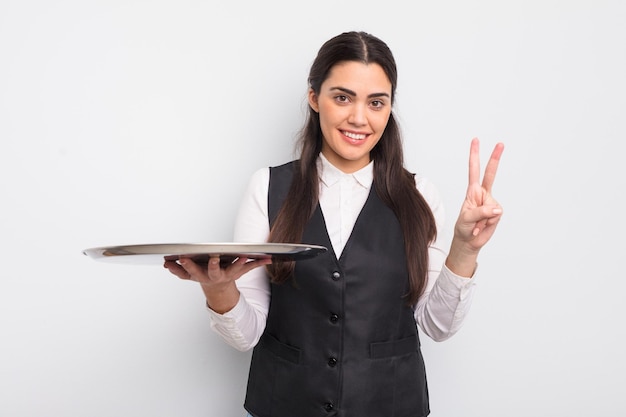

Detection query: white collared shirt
(316, 153), (374, 257)
(207, 155), (477, 351)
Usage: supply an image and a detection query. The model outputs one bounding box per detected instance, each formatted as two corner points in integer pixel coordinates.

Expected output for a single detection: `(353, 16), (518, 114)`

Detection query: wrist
(446, 240), (479, 278)
(202, 282), (240, 314)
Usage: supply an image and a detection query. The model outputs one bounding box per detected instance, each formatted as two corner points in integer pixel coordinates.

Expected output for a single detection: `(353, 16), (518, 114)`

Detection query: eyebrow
(329, 86), (390, 99)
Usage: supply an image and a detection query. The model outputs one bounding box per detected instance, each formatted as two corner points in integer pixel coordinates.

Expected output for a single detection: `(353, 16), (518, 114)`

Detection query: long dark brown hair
(267, 31), (437, 305)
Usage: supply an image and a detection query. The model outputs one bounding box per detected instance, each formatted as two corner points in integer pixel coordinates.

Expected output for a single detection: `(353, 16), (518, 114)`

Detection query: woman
(166, 31), (504, 417)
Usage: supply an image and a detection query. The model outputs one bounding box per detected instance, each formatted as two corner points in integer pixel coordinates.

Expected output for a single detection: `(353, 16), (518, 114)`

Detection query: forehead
(323, 61), (392, 94)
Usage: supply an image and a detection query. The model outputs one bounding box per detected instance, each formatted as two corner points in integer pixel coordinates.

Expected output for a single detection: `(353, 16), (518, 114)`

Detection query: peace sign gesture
(446, 138), (504, 277)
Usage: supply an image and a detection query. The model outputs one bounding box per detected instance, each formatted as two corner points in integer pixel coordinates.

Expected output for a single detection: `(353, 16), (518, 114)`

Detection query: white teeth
(344, 131), (366, 140)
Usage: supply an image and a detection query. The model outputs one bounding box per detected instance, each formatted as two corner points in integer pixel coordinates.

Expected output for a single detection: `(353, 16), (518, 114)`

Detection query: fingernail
(493, 208), (503, 215)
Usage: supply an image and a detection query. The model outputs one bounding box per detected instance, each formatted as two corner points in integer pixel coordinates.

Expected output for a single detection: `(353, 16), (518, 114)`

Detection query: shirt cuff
(438, 263), (478, 300)
(206, 295), (246, 323)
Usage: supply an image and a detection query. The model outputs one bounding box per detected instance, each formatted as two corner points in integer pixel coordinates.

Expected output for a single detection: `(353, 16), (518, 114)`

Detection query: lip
(340, 130), (369, 144)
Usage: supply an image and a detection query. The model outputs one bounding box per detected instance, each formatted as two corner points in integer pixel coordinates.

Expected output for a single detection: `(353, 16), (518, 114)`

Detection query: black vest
(244, 161), (429, 417)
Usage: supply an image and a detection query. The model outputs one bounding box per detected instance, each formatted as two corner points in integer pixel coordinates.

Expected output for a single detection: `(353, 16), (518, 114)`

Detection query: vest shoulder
(270, 160), (298, 170)
(270, 160), (300, 177)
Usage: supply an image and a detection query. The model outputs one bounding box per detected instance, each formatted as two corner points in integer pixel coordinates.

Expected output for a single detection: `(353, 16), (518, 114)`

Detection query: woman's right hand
(164, 256), (272, 313)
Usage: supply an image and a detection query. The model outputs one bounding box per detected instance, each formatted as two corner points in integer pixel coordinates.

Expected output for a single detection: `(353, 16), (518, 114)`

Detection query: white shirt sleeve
(413, 177), (477, 342)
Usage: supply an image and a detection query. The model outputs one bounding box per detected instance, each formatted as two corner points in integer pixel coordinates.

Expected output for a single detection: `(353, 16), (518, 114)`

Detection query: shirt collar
(317, 153), (374, 188)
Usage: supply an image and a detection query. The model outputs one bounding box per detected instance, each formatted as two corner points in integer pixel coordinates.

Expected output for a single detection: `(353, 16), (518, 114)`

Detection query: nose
(347, 104), (367, 126)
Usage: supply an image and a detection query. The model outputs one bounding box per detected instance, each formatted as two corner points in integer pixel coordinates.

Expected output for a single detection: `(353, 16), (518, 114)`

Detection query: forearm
(415, 264), (477, 341)
(444, 238), (479, 278)
(204, 166), (271, 350)
(202, 281), (241, 314)
(206, 266), (270, 351)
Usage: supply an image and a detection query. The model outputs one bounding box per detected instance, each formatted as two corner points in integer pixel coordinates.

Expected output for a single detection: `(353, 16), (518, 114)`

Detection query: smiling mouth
(342, 130), (367, 141)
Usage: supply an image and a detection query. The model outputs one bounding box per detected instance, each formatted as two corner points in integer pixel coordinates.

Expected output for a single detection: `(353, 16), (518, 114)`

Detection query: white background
(1, 0), (625, 416)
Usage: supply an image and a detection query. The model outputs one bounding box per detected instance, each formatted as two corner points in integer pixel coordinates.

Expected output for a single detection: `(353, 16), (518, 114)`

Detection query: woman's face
(308, 61), (392, 173)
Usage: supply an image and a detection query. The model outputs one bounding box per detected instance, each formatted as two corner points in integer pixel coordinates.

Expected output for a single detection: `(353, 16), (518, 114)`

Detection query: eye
(334, 95), (350, 103)
(370, 99), (386, 109)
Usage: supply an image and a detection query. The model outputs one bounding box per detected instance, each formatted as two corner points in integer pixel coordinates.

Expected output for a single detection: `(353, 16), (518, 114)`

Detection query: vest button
(324, 402), (334, 412)
(331, 271), (341, 280)
(329, 313), (339, 323)
(327, 357), (338, 367)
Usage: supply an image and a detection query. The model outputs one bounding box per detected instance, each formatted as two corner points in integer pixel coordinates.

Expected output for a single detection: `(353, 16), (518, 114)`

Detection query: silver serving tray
(82, 242), (327, 265)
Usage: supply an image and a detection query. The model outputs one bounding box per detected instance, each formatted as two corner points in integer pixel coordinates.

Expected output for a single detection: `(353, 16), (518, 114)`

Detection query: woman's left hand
(453, 137), (505, 252)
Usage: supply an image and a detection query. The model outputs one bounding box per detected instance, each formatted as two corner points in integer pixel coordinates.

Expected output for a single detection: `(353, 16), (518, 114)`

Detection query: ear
(308, 88), (319, 113)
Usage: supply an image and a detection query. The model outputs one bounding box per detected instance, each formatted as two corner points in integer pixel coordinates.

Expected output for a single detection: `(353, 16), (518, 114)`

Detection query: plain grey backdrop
(1, 0), (625, 416)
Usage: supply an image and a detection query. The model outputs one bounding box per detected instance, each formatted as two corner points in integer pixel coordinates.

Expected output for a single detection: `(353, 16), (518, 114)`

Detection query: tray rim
(82, 242), (327, 262)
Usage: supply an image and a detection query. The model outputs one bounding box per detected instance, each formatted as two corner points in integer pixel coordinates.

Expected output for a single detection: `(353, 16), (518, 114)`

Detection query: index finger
(468, 137), (481, 185)
(481, 142), (505, 192)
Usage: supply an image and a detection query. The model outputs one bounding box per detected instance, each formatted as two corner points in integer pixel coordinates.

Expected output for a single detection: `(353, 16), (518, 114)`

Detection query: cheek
(318, 108), (341, 131)
(318, 100), (346, 122)
(373, 113), (392, 133)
